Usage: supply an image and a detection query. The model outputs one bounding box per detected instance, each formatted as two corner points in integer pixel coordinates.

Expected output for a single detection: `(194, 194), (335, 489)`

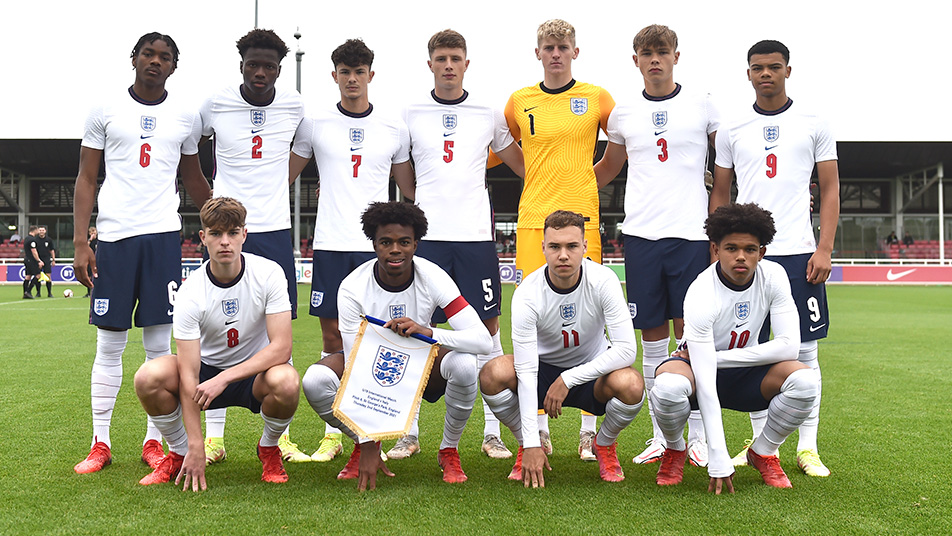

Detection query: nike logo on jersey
(350, 147), (362, 151)
(251, 128), (265, 134)
(886, 268), (917, 281)
(524, 106), (538, 112)
(809, 323), (827, 332)
(735, 322), (748, 328)
(765, 145), (778, 151)
(483, 303), (497, 311)
(654, 130), (667, 136)
(225, 319), (239, 325)
(561, 322), (575, 327)
(443, 132), (454, 137)
(140, 134), (154, 139)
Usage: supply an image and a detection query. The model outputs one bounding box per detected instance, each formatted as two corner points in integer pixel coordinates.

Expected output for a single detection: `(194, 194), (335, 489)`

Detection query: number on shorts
(227, 328), (239, 348)
(167, 280), (178, 307)
(482, 278), (493, 303)
(807, 296), (821, 322)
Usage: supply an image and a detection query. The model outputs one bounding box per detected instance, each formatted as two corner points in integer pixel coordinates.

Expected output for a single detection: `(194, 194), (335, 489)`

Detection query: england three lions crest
(652, 111), (667, 128)
(560, 303), (577, 321)
(311, 291), (324, 308)
(389, 304), (406, 319)
(140, 116), (156, 132)
(442, 114), (458, 130)
(94, 298), (110, 316)
(734, 301), (750, 321)
(763, 126), (780, 142)
(570, 98), (588, 116)
(250, 109), (266, 127)
(349, 128), (365, 144)
(222, 298), (239, 317)
(373, 345), (409, 387)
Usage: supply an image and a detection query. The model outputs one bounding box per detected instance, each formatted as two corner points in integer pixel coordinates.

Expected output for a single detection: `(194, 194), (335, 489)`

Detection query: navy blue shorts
(536, 361), (607, 415)
(200, 363), (262, 413)
(90, 232), (180, 329)
(659, 358), (772, 413)
(309, 250), (374, 318)
(416, 240), (501, 323)
(759, 253), (829, 343)
(243, 230), (297, 320)
(623, 235), (710, 329)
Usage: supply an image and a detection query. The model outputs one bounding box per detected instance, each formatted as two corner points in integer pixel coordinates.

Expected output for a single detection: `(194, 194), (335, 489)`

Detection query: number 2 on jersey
(252, 135), (263, 159)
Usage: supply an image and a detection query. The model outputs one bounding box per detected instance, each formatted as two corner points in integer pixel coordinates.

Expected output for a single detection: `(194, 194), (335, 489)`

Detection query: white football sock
(301, 363), (359, 442)
(440, 351), (477, 450)
(642, 337), (671, 443)
(797, 340), (821, 451)
(537, 412), (550, 434)
(751, 368), (819, 457)
(260, 413), (293, 448)
(649, 372), (692, 451)
(483, 389), (523, 444)
(205, 408), (227, 438)
(141, 325), (172, 444)
(580, 412), (597, 434)
(150, 405), (188, 456)
(596, 394), (644, 447)
(750, 410), (768, 439)
(478, 331), (503, 437)
(90, 328), (128, 447)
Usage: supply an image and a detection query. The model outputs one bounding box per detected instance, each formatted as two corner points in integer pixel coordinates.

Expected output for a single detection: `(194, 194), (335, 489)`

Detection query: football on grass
(63, 289), (73, 298)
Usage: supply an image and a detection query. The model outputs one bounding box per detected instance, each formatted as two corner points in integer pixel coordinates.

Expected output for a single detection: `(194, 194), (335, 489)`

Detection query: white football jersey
(404, 91), (514, 241)
(292, 103), (410, 251)
(173, 253), (291, 369)
(200, 86), (305, 232)
(715, 100), (837, 255)
(510, 259), (637, 448)
(337, 257), (490, 359)
(607, 85), (719, 240)
(82, 88), (200, 242)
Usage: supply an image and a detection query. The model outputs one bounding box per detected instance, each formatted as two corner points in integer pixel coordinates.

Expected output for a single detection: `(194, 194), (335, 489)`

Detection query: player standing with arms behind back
(711, 40), (839, 477)
(193, 29), (307, 464)
(595, 24), (717, 468)
(505, 19), (615, 459)
(72, 32), (211, 474)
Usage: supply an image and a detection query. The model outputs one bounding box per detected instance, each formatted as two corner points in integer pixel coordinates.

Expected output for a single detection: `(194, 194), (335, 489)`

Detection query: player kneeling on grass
(301, 201), (492, 491)
(134, 197), (298, 490)
(651, 203), (818, 493)
(480, 210), (645, 487)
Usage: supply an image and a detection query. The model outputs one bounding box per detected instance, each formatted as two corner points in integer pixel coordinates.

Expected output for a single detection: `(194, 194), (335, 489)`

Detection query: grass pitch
(0, 283), (949, 535)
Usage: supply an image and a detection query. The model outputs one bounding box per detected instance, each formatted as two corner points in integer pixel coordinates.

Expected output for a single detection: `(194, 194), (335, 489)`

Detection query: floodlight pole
(293, 29), (304, 258)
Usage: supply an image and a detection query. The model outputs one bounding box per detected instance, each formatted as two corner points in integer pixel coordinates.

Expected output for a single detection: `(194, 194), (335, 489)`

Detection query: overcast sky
(5, 0), (949, 142)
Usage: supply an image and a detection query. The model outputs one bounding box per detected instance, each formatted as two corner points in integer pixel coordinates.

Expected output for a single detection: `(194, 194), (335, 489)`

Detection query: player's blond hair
(200, 197), (247, 231)
(428, 29), (466, 56)
(537, 19), (576, 47)
(633, 24), (678, 53)
(544, 210), (585, 233)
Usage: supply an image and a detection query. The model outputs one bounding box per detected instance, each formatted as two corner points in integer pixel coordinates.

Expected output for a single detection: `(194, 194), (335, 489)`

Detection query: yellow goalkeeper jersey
(505, 80), (614, 229)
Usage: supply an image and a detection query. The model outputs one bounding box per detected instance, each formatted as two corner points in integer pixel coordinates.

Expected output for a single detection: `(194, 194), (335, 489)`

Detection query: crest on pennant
(652, 111), (667, 128)
(311, 291), (324, 308)
(389, 304), (406, 319)
(764, 126), (780, 142)
(560, 303), (577, 321)
(221, 298), (239, 317)
(373, 345), (409, 387)
(442, 114), (458, 129)
(94, 299), (110, 316)
(628, 302), (637, 319)
(250, 109), (266, 127)
(570, 98), (588, 115)
(735, 301), (750, 321)
(349, 128), (364, 144)
(140, 116), (156, 132)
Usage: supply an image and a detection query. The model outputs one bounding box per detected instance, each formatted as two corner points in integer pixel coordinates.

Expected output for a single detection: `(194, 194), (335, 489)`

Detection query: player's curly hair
(705, 203), (776, 246)
(428, 29), (466, 56)
(131, 32), (180, 68)
(748, 40), (789, 64)
(362, 202), (428, 241)
(544, 210), (585, 233)
(200, 197), (247, 231)
(537, 19), (576, 47)
(332, 38), (374, 68)
(236, 29), (289, 60)
(633, 24), (678, 53)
